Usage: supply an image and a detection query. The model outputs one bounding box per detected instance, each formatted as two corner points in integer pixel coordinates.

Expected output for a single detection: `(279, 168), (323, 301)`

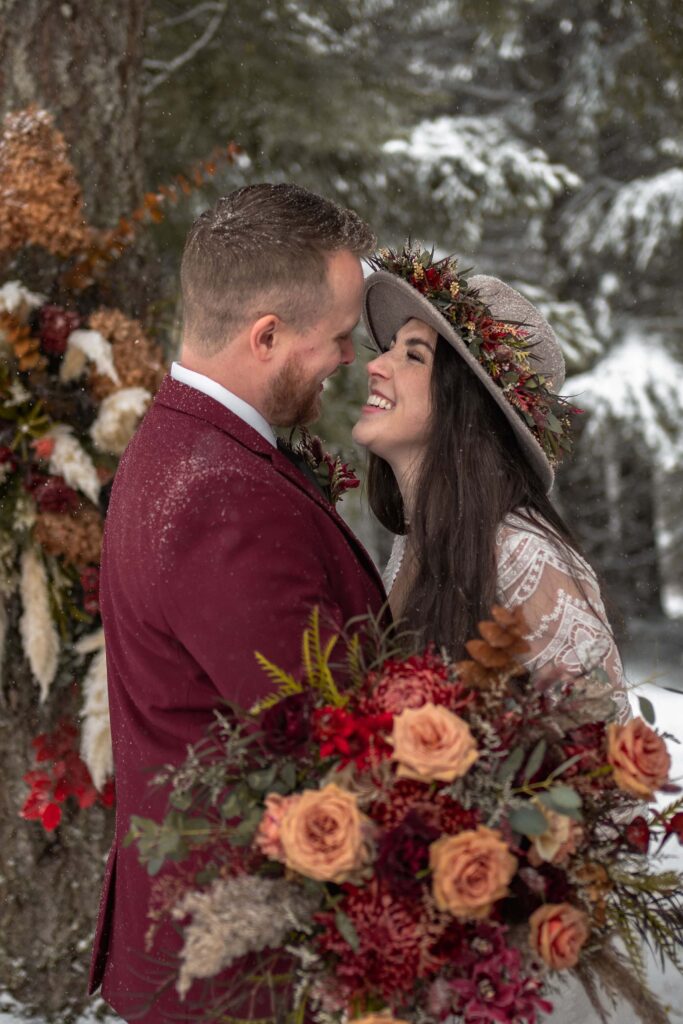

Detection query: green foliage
(250, 606), (346, 714)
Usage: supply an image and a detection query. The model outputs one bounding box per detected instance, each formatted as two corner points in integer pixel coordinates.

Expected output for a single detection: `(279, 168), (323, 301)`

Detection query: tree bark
(0, 1), (147, 1018)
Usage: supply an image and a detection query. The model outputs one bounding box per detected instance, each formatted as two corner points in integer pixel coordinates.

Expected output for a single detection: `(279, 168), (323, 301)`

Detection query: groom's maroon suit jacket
(89, 376), (387, 1022)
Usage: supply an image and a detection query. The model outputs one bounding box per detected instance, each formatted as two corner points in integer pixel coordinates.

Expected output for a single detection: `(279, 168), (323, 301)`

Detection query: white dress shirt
(170, 361), (277, 448)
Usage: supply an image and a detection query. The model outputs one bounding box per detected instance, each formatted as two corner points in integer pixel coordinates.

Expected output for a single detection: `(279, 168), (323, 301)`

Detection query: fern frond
(345, 633), (364, 690)
(249, 652), (303, 714)
(300, 607), (345, 707)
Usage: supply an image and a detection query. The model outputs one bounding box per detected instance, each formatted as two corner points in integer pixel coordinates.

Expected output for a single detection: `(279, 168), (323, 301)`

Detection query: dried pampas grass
(77, 630), (112, 790)
(47, 425), (100, 504)
(19, 546), (59, 700)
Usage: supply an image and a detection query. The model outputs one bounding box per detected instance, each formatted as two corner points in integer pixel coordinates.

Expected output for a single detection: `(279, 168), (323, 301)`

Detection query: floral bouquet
(128, 607), (683, 1024)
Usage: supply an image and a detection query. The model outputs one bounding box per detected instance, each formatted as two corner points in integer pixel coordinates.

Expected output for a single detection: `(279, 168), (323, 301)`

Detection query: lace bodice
(383, 513), (630, 722)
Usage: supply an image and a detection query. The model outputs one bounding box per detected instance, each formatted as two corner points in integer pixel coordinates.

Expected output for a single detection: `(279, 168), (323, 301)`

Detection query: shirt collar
(170, 362), (277, 448)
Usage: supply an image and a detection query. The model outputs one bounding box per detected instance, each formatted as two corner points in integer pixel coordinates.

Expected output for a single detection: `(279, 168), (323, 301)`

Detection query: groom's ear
(249, 314), (282, 362)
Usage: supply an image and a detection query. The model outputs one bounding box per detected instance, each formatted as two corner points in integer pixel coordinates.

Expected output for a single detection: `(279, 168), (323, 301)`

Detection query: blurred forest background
(1, 0), (682, 1019)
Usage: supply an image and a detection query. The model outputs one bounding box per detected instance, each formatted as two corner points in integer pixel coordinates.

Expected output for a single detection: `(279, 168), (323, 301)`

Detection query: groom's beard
(266, 357), (322, 427)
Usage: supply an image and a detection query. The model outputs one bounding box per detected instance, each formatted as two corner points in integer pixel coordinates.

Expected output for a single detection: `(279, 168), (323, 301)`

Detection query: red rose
(425, 267), (442, 288)
(261, 693), (311, 755)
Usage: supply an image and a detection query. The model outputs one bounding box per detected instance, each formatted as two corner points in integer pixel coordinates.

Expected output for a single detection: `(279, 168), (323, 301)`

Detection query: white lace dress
(383, 515), (632, 1023)
(383, 512), (630, 723)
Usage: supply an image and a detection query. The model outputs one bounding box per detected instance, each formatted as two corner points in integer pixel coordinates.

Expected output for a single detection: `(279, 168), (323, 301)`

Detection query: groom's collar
(170, 361), (277, 447)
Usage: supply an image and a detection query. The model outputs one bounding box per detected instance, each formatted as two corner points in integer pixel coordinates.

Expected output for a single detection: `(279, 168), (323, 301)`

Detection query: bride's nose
(366, 350), (390, 378)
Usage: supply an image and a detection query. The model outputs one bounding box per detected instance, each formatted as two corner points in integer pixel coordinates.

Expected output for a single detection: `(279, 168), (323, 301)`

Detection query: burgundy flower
(80, 566), (101, 617)
(39, 305), (80, 356)
(375, 809), (440, 898)
(0, 446), (18, 470)
(450, 939), (552, 1024)
(261, 693), (311, 755)
(665, 811), (683, 845)
(25, 472), (81, 513)
(625, 816), (650, 854)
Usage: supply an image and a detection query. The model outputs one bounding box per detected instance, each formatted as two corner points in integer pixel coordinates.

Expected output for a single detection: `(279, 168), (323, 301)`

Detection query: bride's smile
(352, 316), (436, 477)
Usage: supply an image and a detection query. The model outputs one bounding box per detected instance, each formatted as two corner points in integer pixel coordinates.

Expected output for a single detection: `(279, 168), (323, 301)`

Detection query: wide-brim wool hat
(362, 269), (566, 492)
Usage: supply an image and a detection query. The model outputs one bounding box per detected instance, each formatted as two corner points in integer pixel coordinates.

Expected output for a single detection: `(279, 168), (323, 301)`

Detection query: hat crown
(467, 274), (565, 392)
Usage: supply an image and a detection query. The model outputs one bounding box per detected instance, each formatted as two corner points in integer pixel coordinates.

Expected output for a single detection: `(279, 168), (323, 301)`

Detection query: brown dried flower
(0, 312), (46, 372)
(88, 308), (165, 399)
(0, 107), (94, 258)
(33, 503), (103, 567)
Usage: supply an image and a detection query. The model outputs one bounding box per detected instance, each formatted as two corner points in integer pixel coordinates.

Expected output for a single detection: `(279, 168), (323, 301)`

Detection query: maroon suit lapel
(154, 376), (385, 593)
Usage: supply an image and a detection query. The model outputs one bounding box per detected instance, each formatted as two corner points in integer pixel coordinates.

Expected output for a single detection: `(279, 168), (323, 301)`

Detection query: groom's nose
(339, 335), (355, 365)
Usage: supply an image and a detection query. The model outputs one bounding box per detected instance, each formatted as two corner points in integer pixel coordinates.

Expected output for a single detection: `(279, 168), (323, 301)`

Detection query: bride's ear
(249, 314), (281, 362)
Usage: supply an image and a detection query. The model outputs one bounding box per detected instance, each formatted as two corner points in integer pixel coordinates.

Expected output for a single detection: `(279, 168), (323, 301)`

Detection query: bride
(352, 245), (628, 725)
(351, 245), (632, 1022)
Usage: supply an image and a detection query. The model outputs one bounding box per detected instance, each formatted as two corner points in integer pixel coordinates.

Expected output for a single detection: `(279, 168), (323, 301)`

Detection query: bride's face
(352, 317), (436, 471)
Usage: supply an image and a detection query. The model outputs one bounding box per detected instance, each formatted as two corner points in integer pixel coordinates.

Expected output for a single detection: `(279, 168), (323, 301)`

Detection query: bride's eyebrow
(404, 337), (435, 354)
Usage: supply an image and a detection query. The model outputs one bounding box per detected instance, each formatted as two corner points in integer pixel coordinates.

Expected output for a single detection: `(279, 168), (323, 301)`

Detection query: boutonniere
(288, 427), (360, 505)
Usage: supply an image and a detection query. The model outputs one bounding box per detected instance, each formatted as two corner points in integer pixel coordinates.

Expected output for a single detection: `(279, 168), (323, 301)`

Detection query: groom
(88, 184), (387, 1022)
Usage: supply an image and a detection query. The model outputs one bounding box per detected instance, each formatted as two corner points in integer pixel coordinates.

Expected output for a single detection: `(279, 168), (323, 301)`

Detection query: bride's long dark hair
(367, 335), (580, 659)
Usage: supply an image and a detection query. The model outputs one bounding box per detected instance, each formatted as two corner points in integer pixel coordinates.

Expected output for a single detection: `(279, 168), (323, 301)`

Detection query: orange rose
(430, 826), (517, 920)
(254, 792), (301, 861)
(607, 717), (671, 799)
(279, 783), (371, 883)
(392, 702), (478, 783)
(529, 902), (590, 969)
(352, 1017), (410, 1024)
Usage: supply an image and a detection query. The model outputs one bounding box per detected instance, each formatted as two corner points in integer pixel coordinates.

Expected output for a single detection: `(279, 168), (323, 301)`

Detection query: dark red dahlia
(362, 651), (467, 716)
(39, 305), (80, 356)
(314, 877), (444, 1002)
(375, 809), (440, 898)
(261, 692), (311, 755)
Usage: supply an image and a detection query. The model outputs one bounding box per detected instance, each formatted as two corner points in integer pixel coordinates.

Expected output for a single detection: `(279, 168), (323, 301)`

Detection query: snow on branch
(384, 116), (580, 234)
(565, 332), (683, 472)
(592, 169), (683, 269)
(564, 170), (683, 271)
(143, 1), (228, 97)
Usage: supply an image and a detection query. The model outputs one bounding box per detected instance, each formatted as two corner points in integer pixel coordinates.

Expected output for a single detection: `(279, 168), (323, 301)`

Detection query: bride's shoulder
(495, 510), (599, 587)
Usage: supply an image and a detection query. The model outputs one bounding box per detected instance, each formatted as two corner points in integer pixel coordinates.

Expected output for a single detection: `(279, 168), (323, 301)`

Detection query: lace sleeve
(495, 516), (630, 723)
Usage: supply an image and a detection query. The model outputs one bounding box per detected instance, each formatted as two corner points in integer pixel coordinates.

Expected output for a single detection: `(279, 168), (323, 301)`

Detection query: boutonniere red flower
(291, 427), (360, 505)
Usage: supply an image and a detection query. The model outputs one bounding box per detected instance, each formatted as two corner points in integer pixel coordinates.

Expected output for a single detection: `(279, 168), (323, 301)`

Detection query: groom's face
(267, 249), (364, 427)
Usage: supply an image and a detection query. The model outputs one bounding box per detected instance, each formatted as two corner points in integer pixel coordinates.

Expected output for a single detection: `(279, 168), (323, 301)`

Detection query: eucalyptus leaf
(523, 739), (547, 782)
(498, 746), (525, 783)
(508, 804), (548, 836)
(334, 909), (360, 952)
(246, 765), (279, 791)
(638, 695), (656, 725)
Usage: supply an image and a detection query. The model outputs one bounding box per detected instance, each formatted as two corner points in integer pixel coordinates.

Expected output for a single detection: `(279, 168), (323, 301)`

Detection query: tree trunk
(0, 2), (147, 1018)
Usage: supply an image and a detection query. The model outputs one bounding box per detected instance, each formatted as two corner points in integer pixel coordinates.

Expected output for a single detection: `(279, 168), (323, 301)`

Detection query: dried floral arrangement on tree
(128, 607), (683, 1024)
(0, 106), (240, 830)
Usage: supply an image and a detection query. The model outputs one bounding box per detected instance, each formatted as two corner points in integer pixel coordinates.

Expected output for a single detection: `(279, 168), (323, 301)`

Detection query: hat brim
(362, 270), (555, 492)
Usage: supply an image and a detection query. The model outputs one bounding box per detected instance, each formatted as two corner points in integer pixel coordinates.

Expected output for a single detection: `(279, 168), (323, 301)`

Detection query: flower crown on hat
(367, 242), (576, 467)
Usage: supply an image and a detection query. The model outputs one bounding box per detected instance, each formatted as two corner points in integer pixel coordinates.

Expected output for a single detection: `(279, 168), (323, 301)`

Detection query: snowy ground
(1, 679), (682, 1023)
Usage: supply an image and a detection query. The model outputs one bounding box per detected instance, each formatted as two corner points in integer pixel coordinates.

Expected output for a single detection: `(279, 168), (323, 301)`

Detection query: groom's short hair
(180, 183), (375, 354)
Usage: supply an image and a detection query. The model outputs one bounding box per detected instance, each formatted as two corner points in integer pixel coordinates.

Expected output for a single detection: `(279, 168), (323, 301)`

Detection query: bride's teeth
(367, 394), (393, 410)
